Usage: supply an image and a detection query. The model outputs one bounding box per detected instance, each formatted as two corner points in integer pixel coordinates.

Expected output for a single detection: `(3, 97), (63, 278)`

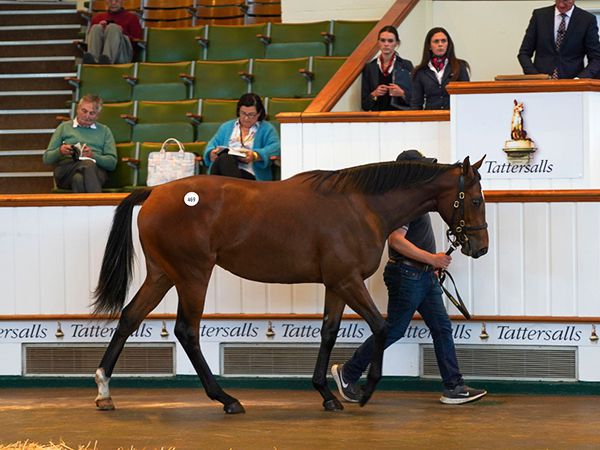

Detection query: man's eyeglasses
(240, 111), (258, 118)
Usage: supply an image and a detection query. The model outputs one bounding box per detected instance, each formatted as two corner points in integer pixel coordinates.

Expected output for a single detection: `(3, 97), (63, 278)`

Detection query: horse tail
(92, 188), (153, 316)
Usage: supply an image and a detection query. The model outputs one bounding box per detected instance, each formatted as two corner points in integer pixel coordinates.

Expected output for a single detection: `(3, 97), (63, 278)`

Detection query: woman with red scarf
(361, 26), (413, 111)
(411, 27), (470, 110)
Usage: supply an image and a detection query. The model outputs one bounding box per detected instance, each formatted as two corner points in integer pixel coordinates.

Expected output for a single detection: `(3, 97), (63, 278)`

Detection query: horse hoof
(224, 401), (245, 414)
(95, 397), (115, 411)
(323, 398), (344, 411)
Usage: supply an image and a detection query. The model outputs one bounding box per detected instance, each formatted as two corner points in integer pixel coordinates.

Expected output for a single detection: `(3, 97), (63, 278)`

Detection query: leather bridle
(445, 168), (488, 250)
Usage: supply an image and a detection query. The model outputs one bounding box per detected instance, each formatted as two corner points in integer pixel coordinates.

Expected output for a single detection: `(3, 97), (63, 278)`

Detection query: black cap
(396, 149), (437, 164)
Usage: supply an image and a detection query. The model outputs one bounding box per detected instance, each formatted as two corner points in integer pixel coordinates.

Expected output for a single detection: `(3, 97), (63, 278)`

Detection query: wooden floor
(1, 387), (600, 449)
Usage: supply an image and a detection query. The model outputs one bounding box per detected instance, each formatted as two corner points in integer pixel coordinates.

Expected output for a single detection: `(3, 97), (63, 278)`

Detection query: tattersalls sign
(453, 92), (583, 180)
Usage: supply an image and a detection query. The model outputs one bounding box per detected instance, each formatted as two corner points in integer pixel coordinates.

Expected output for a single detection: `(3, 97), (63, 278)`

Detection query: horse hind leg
(313, 288), (346, 412)
(95, 272), (173, 410)
(335, 280), (387, 407)
(173, 279), (245, 414)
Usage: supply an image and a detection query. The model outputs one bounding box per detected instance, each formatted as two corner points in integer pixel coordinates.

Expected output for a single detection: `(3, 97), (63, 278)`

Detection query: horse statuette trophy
(503, 99), (537, 164)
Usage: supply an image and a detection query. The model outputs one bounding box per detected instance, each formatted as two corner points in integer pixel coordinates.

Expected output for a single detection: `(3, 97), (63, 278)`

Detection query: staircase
(0, 0), (83, 193)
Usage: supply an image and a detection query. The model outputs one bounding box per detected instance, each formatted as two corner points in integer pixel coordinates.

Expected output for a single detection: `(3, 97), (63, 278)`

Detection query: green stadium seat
(182, 59), (250, 100)
(301, 56), (346, 95)
(99, 101), (134, 143)
(144, 27), (204, 62)
(195, 98), (238, 142)
(324, 20), (377, 56)
(245, 58), (309, 98)
(128, 62), (193, 101)
(67, 63), (134, 102)
(198, 24), (266, 60)
(261, 21), (329, 58)
(125, 99), (200, 143)
(264, 96), (312, 134)
(103, 142), (137, 192)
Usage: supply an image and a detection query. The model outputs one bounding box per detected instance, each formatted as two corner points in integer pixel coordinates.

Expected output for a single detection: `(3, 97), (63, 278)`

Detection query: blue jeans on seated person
(342, 262), (464, 390)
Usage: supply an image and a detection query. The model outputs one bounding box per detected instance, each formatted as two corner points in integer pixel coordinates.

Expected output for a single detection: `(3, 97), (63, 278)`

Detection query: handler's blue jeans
(343, 262), (464, 390)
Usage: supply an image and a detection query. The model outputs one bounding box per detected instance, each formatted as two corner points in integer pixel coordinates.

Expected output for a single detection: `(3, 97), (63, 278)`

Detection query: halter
(445, 167), (488, 250)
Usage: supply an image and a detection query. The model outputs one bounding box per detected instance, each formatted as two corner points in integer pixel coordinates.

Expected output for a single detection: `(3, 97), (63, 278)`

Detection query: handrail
(304, 0), (420, 113)
(4, 190), (600, 208)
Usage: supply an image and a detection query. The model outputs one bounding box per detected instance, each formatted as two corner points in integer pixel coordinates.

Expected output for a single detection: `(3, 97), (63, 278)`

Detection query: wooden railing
(305, 0), (420, 113)
(4, 190), (600, 208)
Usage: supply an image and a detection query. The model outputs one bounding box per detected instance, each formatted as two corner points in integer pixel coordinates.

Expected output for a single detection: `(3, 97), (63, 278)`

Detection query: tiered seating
(143, 27), (204, 62)
(195, 98), (238, 141)
(128, 61), (193, 100)
(67, 63), (134, 102)
(324, 20), (378, 56)
(261, 21), (329, 58)
(124, 99), (200, 142)
(244, 57), (310, 98)
(242, 0), (281, 25)
(142, 0), (195, 28)
(198, 23), (267, 60)
(183, 59), (250, 99)
(62, 20), (373, 190)
(302, 56), (346, 95)
(196, 0), (245, 26)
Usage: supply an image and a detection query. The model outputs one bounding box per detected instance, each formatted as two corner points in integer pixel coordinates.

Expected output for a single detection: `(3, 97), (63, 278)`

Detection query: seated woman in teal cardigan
(204, 93), (280, 181)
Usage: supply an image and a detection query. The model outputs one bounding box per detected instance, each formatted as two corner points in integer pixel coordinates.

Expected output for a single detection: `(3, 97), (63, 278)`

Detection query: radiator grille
(24, 344), (175, 376)
(222, 344), (359, 376)
(422, 345), (577, 381)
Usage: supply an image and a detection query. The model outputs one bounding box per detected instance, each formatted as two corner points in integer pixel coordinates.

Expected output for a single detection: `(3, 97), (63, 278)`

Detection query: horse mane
(305, 161), (457, 195)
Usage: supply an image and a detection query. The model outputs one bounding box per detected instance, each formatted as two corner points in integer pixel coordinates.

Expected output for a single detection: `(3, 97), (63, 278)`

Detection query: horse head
(437, 156), (489, 258)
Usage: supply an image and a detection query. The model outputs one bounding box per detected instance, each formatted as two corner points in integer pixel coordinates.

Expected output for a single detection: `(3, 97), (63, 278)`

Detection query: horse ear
(473, 154), (485, 170)
(462, 156), (471, 175)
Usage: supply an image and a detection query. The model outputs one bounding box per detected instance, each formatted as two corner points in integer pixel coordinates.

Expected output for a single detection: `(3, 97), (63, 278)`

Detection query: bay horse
(92, 156), (488, 414)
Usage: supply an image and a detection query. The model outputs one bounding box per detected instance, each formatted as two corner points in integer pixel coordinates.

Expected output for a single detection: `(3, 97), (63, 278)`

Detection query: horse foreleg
(173, 283), (245, 414)
(313, 288), (345, 412)
(95, 274), (173, 410)
(339, 281), (387, 407)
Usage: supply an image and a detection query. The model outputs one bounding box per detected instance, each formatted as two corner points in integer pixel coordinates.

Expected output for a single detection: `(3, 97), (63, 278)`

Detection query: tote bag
(146, 138), (196, 187)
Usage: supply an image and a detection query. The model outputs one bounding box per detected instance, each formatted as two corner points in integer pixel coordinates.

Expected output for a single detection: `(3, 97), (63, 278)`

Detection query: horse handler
(332, 150), (487, 405)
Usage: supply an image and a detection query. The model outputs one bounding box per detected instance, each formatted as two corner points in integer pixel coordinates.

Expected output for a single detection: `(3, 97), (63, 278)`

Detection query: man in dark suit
(518, 0), (600, 79)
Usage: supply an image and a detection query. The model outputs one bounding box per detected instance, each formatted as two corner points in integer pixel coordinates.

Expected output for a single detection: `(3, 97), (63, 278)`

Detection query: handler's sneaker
(440, 385), (487, 405)
(331, 364), (360, 403)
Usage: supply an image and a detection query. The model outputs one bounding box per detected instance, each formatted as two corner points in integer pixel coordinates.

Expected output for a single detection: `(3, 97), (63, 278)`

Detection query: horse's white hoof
(95, 396), (115, 410)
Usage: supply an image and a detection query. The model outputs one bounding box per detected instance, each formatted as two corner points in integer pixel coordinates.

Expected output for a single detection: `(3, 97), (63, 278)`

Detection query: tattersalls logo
(483, 99), (554, 175)
(503, 99), (537, 164)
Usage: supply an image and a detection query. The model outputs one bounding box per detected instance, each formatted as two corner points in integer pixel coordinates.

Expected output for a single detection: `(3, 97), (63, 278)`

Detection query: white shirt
(554, 5), (574, 42)
(427, 58), (448, 84)
(73, 118), (97, 129)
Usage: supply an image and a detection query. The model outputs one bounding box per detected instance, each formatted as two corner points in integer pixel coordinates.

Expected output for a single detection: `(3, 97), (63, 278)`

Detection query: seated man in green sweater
(43, 94), (117, 193)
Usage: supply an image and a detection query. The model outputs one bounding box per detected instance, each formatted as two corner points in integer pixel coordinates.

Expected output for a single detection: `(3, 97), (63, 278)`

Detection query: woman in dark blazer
(411, 27), (469, 110)
(361, 25), (413, 111)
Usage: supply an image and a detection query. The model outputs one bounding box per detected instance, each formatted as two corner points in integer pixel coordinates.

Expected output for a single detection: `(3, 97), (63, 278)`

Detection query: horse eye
(472, 198), (482, 207)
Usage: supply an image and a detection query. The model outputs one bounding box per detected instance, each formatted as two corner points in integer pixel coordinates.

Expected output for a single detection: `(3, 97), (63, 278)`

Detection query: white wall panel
(3, 199), (600, 318)
(63, 207), (91, 313)
(497, 203), (524, 315)
(0, 208), (16, 314)
(550, 203), (577, 316)
(15, 208), (40, 314)
(267, 284), (293, 313)
(523, 204), (550, 316)
(576, 203), (600, 317)
(471, 203), (496, 315)
(39, 207), (66, 314)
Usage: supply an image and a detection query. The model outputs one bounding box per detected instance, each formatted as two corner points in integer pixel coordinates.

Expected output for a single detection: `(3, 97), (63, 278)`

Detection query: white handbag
(146, 138), (196, 187)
